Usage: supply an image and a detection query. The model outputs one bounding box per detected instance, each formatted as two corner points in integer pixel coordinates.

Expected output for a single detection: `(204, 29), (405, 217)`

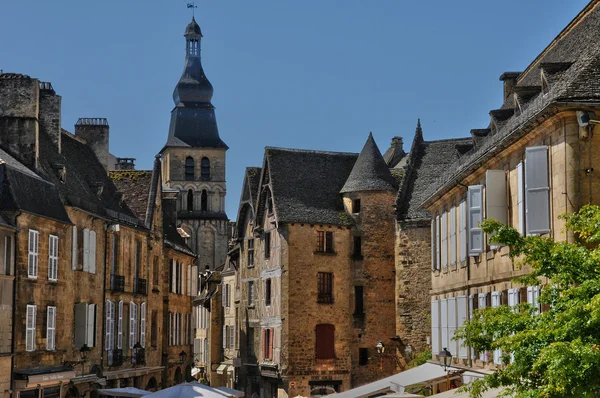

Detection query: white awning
(216, 364), (229, 374)
(191, 368), (200, 377)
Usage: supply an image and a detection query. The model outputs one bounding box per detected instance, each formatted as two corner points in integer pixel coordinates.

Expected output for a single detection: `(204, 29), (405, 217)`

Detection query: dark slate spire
(165, 18), (228, 149)
(340, 132), (397, 193)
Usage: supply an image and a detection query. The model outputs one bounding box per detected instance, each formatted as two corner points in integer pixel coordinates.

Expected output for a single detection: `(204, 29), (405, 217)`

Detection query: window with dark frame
(264, 232), (271, 259)
(359, 347), (369, 366)
(353, 236), (362, 258)
(248, 239), (254, 266)
(354, 286), (364, 314)
(185, 157), (194, 181)
(353, 199), (361, 214)
(265, 279), (272, 306)
(315, 324), (335, 359)
(200, 190), (208, 212)
(201, 157), (210, 181)
(318, 272), (333, 304)
(316, 231), (334, 253)
(187, 190), (194, 211)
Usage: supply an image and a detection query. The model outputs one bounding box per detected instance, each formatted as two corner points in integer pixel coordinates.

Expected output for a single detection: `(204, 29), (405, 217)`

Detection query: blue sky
(0, 1), (588, 217)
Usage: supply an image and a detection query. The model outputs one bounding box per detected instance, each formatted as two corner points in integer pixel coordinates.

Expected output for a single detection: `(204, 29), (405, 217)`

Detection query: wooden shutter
(72, 227), (78, 270)
(449, 206), (456, 265)
(492, 292), (502, 364)
(49, 235), (58, 281)
(441, 211), (447, 268)
(447, 297), (457, 355)
(28, 230), (39, 278)
(517, 162), (525, 235)
(457, 296), (467, 359)
(168, 312), (172, 346)
(525, 147), (550, 235)
(74, 302), (87, 349)
(485, 170), (507, 224)
(467, 185), (484, 255)
(129, 302), (136, 348)
(431, 300), (440, 355)
(26, 304), (36, 351)
(468, 294), (476, 358)
(222, 283), (226, 307)
(140, 302), (146, 347)
(478, 293), (488, 361)
(83, 228), (90, 272)
(431, 217), (437, 271)
(87, 304), (96, 347)
(440, 298), (448, 350)
(269, 328), (274, 360)
(46, 306), (56, 351)
(315, 324), (334, 359)
(89, 231), (96, 274)
(106, 301), (113, 351)
(435, 215), (441, 269)
(117, 301), (123, 349)
(459, 200), (467, 261)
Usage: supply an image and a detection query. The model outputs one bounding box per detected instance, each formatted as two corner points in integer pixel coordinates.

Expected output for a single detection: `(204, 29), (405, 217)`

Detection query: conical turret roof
(340, 133), (397, 193)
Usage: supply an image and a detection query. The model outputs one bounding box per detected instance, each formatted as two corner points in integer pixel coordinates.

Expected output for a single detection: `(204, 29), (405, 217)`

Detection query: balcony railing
(133, 348), (146, 365)
(135, 278), (147, 295)
(110, 349), (124, 366)
(110, 274), (125, 292)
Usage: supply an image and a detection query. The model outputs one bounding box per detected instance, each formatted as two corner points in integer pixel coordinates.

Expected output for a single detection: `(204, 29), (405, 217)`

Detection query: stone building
(0, 214), (15, 395)
(420, 0), (600, 386)
(233, 135), (398, 398)
(160, 17), (229, 272)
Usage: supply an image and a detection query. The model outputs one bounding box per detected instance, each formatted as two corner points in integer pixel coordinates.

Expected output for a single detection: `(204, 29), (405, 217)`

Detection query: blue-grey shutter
(459, 200), (467, 261)
(431, 300), (440, 354)
(440, 298), (448, 350)
(431, 217), (437, 271)
(525, 146), (550, 235)
(467, 185), (484, 255)
(441, 211), (447, 268)
(449, 206), (456, 265)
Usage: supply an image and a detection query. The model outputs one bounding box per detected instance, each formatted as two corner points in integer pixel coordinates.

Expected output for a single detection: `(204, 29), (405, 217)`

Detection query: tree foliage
(455, 205), (600, 398)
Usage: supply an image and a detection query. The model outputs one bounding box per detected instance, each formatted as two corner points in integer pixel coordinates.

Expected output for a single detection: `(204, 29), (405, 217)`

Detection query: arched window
(201, 157), (210, 181)
(185, 157), (194, 181)
(187, 190), (194, 211)
(201, 190), (208, 211)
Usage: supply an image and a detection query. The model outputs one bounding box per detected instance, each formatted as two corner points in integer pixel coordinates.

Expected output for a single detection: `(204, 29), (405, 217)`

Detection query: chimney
(38, 82), (62, 153)
(75, 118), (109, 172)
(115, 158), (136, 170)
(162, 189), (179, 238)
(499, 72), (521, 101)
(0, 73), (40, 168)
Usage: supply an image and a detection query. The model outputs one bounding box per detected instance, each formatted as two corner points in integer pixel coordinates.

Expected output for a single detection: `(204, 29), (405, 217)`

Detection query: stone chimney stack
(0, 73), (40, 168)
(38, 82), (62, 153)
(499, 72), (521, 101)
(75, 118), (109, 172)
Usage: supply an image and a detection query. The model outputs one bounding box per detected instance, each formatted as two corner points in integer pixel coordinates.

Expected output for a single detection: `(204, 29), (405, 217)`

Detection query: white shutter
(448, 297), (457, 355)
(435, 215), (441, 270)
(222, 283), (226, 307)
(227, 284), (231, 307)
(431, 300), (440, 355)
(117, 301), (123, 349)
(187, 266), (192, 296)
(171, 260), (177, 294)
(525, 146), (551, 235)
(72, 226), (78, 270)
(83, 228), (90, 272)
(26, 304), (36, 351)
(89, 230), (96, 274)
(230, 325), (235, 348)
(106, 301), (113, 351)
(528, 286), (541, 315)
(129, 302), (136, 348)
(49, 235), (58, 281)
(47, 306), (56, 351)
(28, 230), (39, 278)
(457, 296), (467, 358)
(431, 217), (437, 271)
(441, 211), (447, 268)
(449, 206), (456, 265)
(192, 266), (198, 295)
(517, 162), (525, 235)
(440, 298), (448, 350)
(223, 325), (227, 348)
(508, 288), (520, 363)
(87, 304), (96, 347)
(478, 293), (488, 362)
(492, 292), (502, 364)
(140, 302), (146, 347)
(468, 185), (484, 255)
(459, 200), (467, 261)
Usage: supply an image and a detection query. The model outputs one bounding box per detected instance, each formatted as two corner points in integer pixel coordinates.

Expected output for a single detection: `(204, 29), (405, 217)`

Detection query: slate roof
(109, 170), (153, 223)
(421, 0), (600, 206)
(235, 167), (262, 238)
(265, 147), (358, 226)
(185, 17), (203, 37)
(383, 136), (407, 168)
(340, 133), (397, 193)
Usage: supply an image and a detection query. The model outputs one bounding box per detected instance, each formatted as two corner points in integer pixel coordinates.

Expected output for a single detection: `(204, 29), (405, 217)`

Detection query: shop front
(13, 367), (76, 398)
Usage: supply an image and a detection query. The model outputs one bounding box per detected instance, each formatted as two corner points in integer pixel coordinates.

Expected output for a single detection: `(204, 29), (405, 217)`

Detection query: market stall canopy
(215, 387), (244, 397)
(141, 382), (233, 398)
(98, 387), (151, 397)
(429, 387), (506, 397)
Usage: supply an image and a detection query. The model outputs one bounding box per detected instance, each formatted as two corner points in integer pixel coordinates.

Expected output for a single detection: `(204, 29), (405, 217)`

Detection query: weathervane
(187, 2), (198, 17)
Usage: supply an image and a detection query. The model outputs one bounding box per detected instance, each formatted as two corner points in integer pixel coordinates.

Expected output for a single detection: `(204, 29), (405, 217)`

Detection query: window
(247, 239), (254, 266)
(467, 186), (484, 256)
(82, 228), (97, 274)
(201, 157), (210, 181)
(359, 348), (369, 366)
(185, 157), (194, 181)
(527, 286), (541, 315)
(262, 328), (273, 360)
(105, 300), (115, 353)
(187, 190), (194, 211)
(354, 286), (364, 314)
(459, 200), (467, 262)
(457, 296), (468, 359)
(264, 232), (271, 259)
(74, 302), (96, 349)
(223, 325), (227, 349)
(317, 272), (333, 304)
(441, 211), (447, 267)
(478, 293), (488, 361)
(265, 279), (272, 306)
(28, 229), (39, 278)
(117, 300), (124, 349)
(110, 233), (119, 276)
(517, 162), (525, 235)
(153, 256), (159, 287)
(3, 235), (11, 276)
(492, 291), (502, 364)
(431, 217), (438, 271)
(248, 281), (255, 306)
(26, 304), (36, 352)
(440, 298), (448, 351)
(201, 190), (208, 211)
(222, 283), (230, 308)
(486, 170), (507, 248)
(140, 302), (146, 347)
(353, 236), (362, 258)
(316, 231), (334, 253)
(248, 328), (255, 358)
(72, 227), (78, 270)
(229, 325), (235, 349)
(447, 297), (457, 356)
(315, 324), (335, 359)
(449, 207), (456, 264)
(352, 199), (361, 214)
(133, 240), (141, 291)
(44, 309), (56, 350)
(525, 147), (550, 235)
(129, 302), (138, 349)
(151, 310), (158, 348)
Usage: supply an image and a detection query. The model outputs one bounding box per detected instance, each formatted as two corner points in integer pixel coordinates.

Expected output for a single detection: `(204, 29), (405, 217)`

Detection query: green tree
(455, 205), (600, 398)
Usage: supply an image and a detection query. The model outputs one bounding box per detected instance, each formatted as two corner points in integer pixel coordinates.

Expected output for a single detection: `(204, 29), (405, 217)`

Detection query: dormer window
(541, 72), (550, 96)
(185, 157), (194, 181)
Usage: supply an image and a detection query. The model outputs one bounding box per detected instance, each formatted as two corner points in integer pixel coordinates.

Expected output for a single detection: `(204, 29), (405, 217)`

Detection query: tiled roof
(265, 147), (358, 226)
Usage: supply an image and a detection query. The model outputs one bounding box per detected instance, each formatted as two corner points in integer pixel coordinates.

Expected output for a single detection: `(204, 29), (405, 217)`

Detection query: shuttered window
(223, 325), (227, 348)
(74, 302), (87, 349)
(129, 302), (137, 349)
(106, 300), (114, 351)
(508, 288), (520, 363)
(478, 293), (488, 362)
(468, 294), (476, 358)
(87, 304), (97, 347)
(140, 302), (146, 347)
(441, 211), (447, 268)
(315, 324), (334, 359)
(28, 230), (39, 278)
(46, 306), (56, 351)
(89, 230), (96, 274)
(440, 299), (448, 350)
(449, 207), (456, 265)
(435, 215), (441, 269)
(491, 291), (502, 364)
(117, 301), (123, 349)
(83, 228), (90, 272)
(517, 162), (525, 235)
(48, 235), (58, 281)
(229, 325), (235, 349)
(447, 297), (457, 355)
(527, 286), (541, 315)
(486, 170), (507, 248)
(431, 217), (437, 271)
(525, 146), (550, 235)
(467, 185), (484, 255)
(431, 300), (440, 355)
(171, 260), (177, 293)
(191, 265), (198, 296)
(457, 296), (468, 359)
(26, 304), (36, 351)
(72, 227), (78, 270)
(459, 200), (467, 262)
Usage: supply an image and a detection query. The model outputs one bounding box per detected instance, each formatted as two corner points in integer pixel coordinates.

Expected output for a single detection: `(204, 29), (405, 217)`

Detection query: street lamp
(179, 350), (188, 364)
(133, 342), (142, 366)
(438, 348), (453, 390)
(79, 344), (90, 374)
(376, 341), (385, 370)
